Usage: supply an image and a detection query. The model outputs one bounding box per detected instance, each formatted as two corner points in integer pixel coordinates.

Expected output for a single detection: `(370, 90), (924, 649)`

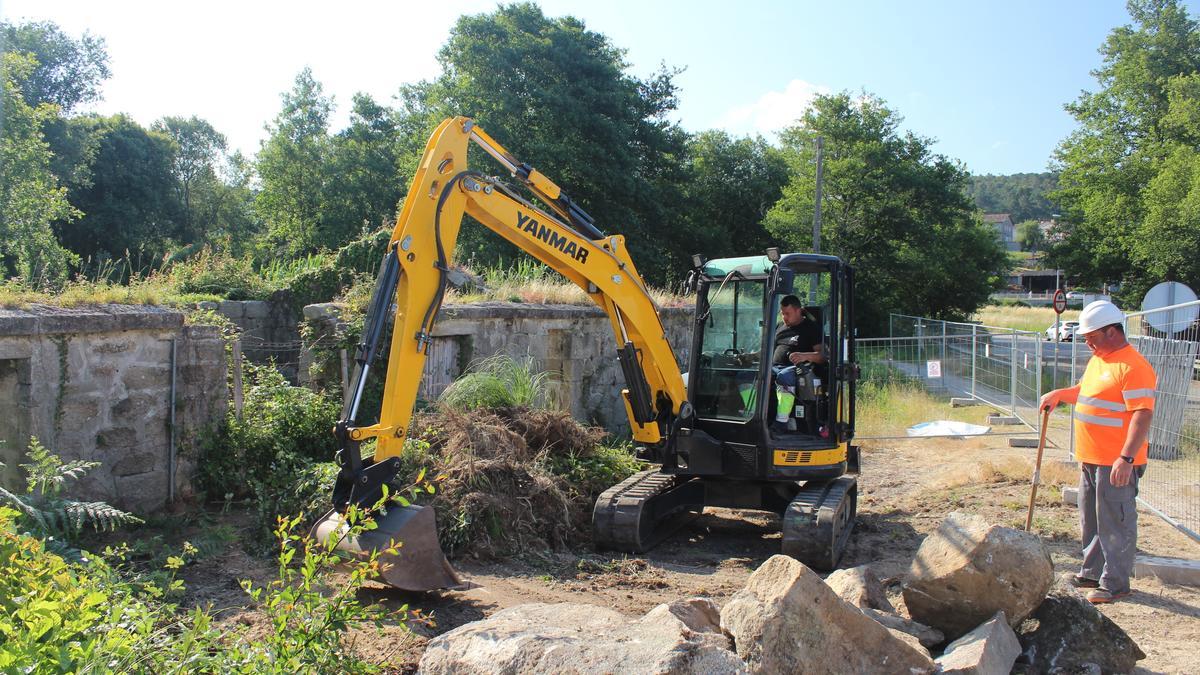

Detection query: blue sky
(2, 1), (1184, 175)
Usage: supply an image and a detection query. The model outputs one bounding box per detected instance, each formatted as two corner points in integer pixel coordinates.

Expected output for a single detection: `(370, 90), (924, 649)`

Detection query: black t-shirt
(772, 317), (822, 366)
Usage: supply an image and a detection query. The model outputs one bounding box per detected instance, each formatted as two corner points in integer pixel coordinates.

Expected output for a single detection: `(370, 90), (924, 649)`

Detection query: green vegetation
(966, 172), (1059, 223)
(0, 437), (141, 557)
(766, 93), (1009, 334)
(438, 355), (555, 411)
(1049, 0), (1200, 304)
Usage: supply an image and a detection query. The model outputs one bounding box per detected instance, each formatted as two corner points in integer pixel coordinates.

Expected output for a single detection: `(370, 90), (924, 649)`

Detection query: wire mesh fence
(873, 307), (1200, 541)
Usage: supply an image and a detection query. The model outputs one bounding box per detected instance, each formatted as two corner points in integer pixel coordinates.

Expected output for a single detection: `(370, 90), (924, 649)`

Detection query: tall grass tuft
(438, 355), (554, 411)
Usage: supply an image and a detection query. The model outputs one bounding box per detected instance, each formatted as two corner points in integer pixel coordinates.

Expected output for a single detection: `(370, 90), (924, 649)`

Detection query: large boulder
(417, 599), (746, 674)
(825, 565), (894, 612)
(1014, 579), (1145, 674)
(935, 611), (1021, 675)
(720, 555), (935, 674)
(902, 512), (1053, 640)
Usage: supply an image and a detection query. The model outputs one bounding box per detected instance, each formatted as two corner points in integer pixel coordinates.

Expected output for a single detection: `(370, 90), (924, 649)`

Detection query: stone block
(96, 427), (138, 449)
(721, 555), (934, 674)
(1015, 579), (1144, 673)
(1062, 486), (1079, 505)
(60, 395), (104, 425)
(111, 391), (159, 422)
(936, 611), (1021, 675)
(861, 608), (944, 648)
(242, 301), (270, 319)
(825, 565), (894, 611)
(114, 471), (167, 514)
(986, 415), (1022, 425)
(302, 302), (342, 321)
(111, 448), (160, 477)
(903, 511), (1054, 641)
(124, 365), (170, 391)
(217, 300), (245, 319)
(950, 397), (978, 407)
(1135, 555), (1200, 586)
(419, 600), (745, 674)
(1007, 436), (1039, 448)
(196, 301), (219, 311)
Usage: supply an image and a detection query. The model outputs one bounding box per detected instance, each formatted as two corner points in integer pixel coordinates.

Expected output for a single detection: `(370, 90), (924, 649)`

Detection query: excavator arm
(330, 117), (686, 513)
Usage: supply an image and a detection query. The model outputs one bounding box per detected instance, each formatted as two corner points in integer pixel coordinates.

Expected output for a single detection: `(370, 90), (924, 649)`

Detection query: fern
(0, 437), (143, 550)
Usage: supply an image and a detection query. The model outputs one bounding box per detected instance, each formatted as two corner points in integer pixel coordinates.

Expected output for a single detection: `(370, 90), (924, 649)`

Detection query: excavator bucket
(311, 503), (464, 592)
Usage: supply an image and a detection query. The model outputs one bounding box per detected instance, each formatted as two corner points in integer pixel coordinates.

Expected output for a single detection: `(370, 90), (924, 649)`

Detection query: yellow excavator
(312, 117), (860, 591)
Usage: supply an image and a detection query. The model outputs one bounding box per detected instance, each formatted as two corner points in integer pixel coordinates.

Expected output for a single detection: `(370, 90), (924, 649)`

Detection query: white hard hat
(1077, 300), (1124, 335)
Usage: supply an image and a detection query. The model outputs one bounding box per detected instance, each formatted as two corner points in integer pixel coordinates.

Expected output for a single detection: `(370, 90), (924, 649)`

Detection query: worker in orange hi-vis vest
(1040, 300), (1156, 604)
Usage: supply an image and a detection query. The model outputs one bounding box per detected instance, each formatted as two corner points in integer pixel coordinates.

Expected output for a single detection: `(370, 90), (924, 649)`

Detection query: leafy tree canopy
(400, 2), (689, 282)
(966, 172), (1059, 223)
(1051, 0), (1200, 301)
(0, 20), (110, 113)
(766, 93), (1008, 334)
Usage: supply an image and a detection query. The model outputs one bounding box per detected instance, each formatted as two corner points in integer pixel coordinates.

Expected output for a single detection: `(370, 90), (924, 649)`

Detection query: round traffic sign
(1052, 289), (1067, 314)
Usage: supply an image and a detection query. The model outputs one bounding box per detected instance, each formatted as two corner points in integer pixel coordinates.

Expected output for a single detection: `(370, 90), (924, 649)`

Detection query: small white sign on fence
(985, 344), (991, 358)
(927, 360), (942, 378)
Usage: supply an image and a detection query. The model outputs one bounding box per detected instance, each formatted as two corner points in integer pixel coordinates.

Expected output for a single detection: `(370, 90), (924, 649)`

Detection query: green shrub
(168, 247), (273, 300)
(438, 355), (553, 411)
(197, 363), (340, 501)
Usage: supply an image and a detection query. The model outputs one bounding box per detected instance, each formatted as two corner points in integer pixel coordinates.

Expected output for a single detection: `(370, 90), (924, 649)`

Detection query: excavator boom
(315, 117), (687, 590)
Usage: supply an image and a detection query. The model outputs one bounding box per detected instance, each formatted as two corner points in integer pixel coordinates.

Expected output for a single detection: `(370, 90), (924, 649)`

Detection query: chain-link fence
(871, 308), (1200, 541)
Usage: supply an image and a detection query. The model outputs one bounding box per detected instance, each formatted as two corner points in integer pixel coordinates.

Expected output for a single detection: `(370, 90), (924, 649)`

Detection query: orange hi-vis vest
(1074, 343), (1156, 466)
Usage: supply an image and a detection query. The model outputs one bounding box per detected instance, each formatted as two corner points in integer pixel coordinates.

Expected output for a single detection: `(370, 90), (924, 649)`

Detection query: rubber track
(781, 476), (857, 570)
(592, 469), (699, 552)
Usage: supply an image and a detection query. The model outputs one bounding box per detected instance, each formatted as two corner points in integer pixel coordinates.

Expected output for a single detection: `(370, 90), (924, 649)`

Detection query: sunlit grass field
(972, 305), (1080, 333)
(854, 380), (992, 438)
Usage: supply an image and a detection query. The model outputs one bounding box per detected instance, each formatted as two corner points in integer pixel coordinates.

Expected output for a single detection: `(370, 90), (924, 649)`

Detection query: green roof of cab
(702, 255), (772, 277)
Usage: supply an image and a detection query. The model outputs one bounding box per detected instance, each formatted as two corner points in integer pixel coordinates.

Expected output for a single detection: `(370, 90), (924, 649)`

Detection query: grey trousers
(1079, 463), (1144, 593)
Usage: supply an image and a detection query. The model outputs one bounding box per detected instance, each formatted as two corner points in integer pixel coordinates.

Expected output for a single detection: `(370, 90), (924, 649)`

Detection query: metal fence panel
(874, 308), (1200, 541)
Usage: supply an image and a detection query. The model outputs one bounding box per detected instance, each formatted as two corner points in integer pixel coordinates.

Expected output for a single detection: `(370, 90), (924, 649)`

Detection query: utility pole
(813, 136), (824, 254)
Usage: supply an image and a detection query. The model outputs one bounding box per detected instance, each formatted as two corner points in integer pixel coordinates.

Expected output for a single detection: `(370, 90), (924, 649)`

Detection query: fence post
(1035, 334), (1043, 428)
(232, 340), (244, 420)
(942, 320), (947, 365)
(971, 324), (977, 399)
(1010, 327), (1018, 416)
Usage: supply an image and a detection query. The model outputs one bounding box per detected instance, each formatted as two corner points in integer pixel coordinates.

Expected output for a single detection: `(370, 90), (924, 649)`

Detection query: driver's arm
(788, 343), (827, 365)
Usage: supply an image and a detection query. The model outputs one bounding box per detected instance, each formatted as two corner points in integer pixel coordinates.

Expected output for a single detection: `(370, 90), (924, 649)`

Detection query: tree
(966, 173), (1059, 222)
(152, 116), (228, 240)
(0, 52), (79, 284)
(1016, 219), (1046, 253)
(256, 68), (335, 255)
(402, 2), (690, 281)
(680, 131), (789, 258)
(1052, 0), (1200, 300)
(56, 115), (182, 268)
(323, 93), (406, 241)
(0, 20), (110, 113)
(765, 93), (1008, 334)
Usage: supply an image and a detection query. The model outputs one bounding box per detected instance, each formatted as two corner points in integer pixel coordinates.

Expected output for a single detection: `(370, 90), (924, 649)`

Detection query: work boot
(1087, 588), (1132, 604)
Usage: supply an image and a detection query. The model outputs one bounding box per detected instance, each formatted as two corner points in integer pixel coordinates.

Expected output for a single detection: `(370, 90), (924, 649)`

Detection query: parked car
(1045, 320), (1080, 341)
(1066, 291), (1084, 300)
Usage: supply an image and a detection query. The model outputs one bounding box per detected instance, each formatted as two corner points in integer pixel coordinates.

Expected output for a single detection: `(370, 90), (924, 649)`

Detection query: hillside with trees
(966, 172), (1059, 223)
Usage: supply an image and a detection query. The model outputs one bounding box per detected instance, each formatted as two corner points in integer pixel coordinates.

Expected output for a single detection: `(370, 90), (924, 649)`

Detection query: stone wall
(305, 301), (694, 433)
(199, 297), (301, 380)
(0, 305), (227, 514)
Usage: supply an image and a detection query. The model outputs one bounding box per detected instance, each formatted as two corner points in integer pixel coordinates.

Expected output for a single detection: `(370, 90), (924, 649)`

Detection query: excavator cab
(594, 251), (859, 569)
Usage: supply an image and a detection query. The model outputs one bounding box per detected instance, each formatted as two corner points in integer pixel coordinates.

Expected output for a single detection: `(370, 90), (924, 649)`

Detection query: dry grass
(446, 279), (689, 307)
(937, 456), (1077, 489)
(855, 381), (988, 438)
(972, 305), (1080, 333)
(0, 276), (218, 309)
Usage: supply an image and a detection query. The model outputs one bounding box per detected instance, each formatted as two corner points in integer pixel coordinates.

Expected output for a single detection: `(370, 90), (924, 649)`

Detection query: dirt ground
(179, 435), (1200, 674)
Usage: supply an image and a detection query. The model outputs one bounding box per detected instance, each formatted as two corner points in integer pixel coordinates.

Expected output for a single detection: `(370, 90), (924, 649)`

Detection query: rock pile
(417, 513), (1144, 674)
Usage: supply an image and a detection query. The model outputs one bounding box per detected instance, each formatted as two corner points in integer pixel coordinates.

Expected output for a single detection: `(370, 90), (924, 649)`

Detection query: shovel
(311, 503), (465, 592)
(1024, 407), (1052, 532)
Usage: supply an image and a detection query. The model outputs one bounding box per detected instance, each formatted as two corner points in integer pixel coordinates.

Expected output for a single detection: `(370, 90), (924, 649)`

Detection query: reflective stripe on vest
(1075, 411), (1124, 428)
(1077, 395), (1124, 412)
(1122, 388), (1155, 401)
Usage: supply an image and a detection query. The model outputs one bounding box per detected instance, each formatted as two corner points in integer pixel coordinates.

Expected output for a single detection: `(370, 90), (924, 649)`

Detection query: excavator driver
(735, 295), (827, 433)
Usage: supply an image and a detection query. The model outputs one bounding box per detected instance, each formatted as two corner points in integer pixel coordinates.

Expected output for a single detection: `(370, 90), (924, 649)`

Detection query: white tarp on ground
(907, 420), (991, 437)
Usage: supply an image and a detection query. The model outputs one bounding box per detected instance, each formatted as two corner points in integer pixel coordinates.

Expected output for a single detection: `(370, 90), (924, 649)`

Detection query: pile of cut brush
(404, 407), (641, 559)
